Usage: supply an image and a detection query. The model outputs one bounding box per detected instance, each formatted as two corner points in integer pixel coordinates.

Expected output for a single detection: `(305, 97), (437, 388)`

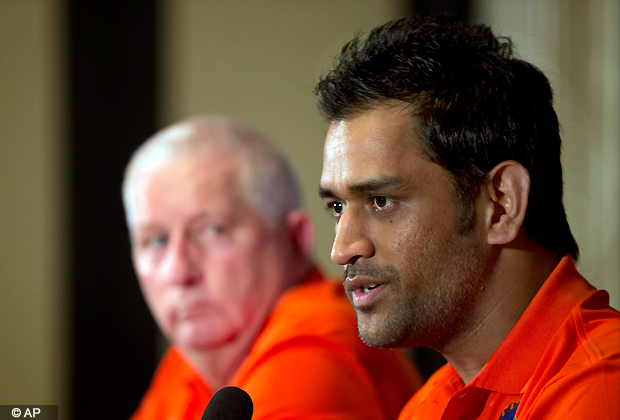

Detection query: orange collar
(467, 256), (596, 394)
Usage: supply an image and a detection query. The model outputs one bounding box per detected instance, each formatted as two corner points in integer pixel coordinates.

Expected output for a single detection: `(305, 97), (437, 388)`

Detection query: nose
(161, 235), (202, 285)
(331, 209), (375, 266)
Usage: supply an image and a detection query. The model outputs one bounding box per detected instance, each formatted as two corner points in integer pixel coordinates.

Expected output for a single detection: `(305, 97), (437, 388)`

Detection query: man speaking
(316, 15), (620, 420)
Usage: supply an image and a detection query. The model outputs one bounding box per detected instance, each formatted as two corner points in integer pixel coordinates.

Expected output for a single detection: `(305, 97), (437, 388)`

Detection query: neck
(442, 242), (560, 384)
(178, 305), (271, 390)
(180, 334), (257, 391)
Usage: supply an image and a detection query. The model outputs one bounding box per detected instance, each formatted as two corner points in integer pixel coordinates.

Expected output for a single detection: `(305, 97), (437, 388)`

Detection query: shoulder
(130, 348), (210, 420)
(542, 289), (619, 374)
(259, 278), (359, 348)
(520, 291), (620, 419)
(570, 289), (620, 354)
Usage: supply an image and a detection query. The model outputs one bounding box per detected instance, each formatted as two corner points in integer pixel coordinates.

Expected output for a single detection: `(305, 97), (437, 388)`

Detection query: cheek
(377, 215), (427, 253)
(135, 274), (175, 337)
(134, 251), (158, 281)
(205, 248), (264, 301)
(136, 273), (164, 311)
(375, 210), (450, 270)
(217, 242), (285, 303)
(133, 255), (170, 313)
(134, 254), (152, 290)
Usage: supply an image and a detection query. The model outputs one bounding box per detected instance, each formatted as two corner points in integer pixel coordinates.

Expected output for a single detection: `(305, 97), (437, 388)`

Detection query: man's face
(319, 105), (491, 351)
(127, 150), (291, 352)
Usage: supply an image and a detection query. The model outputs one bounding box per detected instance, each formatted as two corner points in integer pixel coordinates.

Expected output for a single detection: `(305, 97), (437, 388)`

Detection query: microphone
(201, 386), (253, 420)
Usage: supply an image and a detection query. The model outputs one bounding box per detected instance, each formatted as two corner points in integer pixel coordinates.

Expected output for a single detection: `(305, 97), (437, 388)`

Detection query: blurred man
(316, 16), (620, 420)
(123, 115), (421, 420)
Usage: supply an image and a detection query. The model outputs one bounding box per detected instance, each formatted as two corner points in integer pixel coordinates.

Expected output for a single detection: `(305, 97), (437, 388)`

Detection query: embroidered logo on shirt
(498, 401), (519, 420)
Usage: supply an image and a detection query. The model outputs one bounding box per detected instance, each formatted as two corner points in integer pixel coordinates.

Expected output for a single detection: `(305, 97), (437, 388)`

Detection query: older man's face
(126, 150), (291, 351)
(319, 105), (491, 350)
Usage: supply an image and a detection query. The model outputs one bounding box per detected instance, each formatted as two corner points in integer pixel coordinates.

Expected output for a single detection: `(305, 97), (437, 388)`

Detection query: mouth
(362, 284), (380, 293)
(345, 276), (387, 308)
(175, 300), (210, 320)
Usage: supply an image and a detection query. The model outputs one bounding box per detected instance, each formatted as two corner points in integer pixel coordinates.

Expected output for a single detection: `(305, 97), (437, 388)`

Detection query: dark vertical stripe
(68, 1), (158, 418)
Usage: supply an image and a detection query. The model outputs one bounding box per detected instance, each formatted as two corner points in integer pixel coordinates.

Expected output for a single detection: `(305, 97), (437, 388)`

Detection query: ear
(284, 209), (315, 262)
(484, 161), (530, 245)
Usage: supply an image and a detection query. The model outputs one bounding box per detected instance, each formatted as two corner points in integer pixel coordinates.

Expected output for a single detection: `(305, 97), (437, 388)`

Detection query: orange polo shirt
(399, 256), (620, 420)
(132, 269), (422, 420)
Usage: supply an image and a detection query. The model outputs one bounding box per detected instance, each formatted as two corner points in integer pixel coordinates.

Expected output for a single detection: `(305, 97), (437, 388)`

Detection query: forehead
(126, 150), (246, 226)
(321, 106), (428, 190)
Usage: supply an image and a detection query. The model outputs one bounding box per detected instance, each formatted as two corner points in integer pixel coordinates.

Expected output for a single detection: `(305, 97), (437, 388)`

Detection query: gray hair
(123, 115), (302, 229)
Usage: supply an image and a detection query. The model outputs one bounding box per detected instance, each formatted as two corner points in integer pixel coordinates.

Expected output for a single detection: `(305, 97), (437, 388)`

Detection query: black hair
(315, 15), (578, 260)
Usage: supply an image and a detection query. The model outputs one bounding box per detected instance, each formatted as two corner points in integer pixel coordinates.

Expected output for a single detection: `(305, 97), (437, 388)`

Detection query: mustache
(344, 262), (401, 283)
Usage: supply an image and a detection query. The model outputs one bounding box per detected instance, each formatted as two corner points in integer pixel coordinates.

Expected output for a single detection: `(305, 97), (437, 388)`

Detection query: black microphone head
(201, 386), (253, 420)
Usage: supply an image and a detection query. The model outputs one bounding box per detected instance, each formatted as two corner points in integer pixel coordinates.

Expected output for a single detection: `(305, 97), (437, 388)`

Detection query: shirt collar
(468, 255), (596, 394)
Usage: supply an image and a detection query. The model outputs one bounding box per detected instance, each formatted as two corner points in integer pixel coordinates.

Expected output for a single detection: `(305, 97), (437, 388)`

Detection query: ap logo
(11, 408), (41, 418)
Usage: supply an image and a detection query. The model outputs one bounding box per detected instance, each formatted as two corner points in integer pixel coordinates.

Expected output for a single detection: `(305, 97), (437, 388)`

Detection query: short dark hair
(315, 15), (578, 260)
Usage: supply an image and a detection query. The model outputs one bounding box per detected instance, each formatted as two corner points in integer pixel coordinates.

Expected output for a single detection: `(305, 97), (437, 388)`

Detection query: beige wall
(0, 0), (68, 413)
(159, 0), (407, 277)
(474, 0), (620, 309)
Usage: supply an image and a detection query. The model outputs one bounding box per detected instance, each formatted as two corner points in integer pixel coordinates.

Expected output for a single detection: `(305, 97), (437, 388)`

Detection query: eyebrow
(133, 210), (222, 231)
(318, 176), (406, 199)
(318, 185), (338, 200)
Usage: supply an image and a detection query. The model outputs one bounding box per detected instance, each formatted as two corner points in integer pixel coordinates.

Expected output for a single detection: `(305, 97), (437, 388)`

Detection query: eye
(326, 201), (345, 218)
(372, 196), (394, 211)
(147, 234), (168, 248)
(206, 225), (225, 236)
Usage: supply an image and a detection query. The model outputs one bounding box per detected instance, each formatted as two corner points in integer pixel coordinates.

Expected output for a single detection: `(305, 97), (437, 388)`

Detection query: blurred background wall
(1, 0), (617, 419)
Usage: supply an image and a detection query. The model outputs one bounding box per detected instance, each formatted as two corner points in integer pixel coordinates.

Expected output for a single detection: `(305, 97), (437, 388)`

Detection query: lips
(345, 275), (387, 308)
(175, 300), (210, 320)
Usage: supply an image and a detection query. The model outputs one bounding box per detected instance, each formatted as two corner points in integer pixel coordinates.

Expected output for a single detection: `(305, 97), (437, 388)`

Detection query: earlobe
(486, 161), (530, 245)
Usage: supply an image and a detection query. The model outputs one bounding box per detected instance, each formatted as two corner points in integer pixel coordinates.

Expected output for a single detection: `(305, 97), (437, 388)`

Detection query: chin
(356, 312), (413, 349)
(357, 323), (399, 348)
(359, 330), (411, 349)
(177, 327), (238, 352)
